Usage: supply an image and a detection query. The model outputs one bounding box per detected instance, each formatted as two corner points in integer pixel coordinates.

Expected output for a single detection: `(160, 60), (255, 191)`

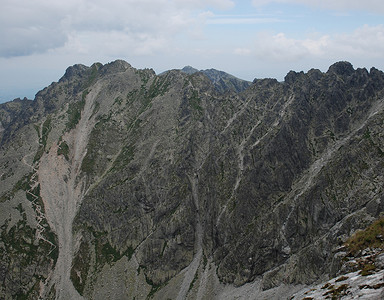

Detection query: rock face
(1, 60), (384, 299)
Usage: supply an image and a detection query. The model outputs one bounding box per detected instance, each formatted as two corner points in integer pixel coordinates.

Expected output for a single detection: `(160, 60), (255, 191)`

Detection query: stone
(375, 253), (384, 269)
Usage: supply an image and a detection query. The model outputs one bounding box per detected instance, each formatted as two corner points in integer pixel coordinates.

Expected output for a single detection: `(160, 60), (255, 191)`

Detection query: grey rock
(375, 253), (384, 269)
(1, 60), (384, 299)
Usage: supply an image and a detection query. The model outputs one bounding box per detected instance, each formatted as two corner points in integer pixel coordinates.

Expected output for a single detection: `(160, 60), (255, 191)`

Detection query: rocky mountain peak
(100, 60), (133, 75)
(59, 63), (90, 82)
(327, 61), (355, 76)
(181, 65), (199, 74)
(59, 60), (133, 84)
(1, 60), (384, 299)
(284, 70), (305, 85)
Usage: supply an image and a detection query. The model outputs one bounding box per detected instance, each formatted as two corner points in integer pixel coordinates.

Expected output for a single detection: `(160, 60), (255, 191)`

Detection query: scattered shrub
(335, 275), (349, 282)
(360, 263), (375, 276)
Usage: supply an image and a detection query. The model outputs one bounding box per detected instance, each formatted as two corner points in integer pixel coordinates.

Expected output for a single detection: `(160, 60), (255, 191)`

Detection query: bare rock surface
(292, 270), (384, 299)
(1, 60), (384, 299)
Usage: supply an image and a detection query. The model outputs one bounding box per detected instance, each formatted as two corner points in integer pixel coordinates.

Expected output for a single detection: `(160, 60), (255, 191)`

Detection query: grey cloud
(0, 0), (237, 58)
(0, 0), (71, 57)
(0, 0), (206, 58)
(1, 26), (67, 57)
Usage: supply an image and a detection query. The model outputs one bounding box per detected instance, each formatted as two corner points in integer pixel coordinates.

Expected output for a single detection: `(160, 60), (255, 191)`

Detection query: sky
(1, 0), (384, 102)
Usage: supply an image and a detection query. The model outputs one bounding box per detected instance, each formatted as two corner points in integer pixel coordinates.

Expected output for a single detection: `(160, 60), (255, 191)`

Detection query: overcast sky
(1, 0), (384, 102)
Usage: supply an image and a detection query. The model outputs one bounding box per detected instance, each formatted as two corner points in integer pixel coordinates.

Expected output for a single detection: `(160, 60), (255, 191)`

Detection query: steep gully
(217, 94), (295, 225)
(213, 92), (384, 285)
(279, 96), (384, 241)
(174, 92), (298, 297)
(215, 91), (384, 237)
(176, 173), (203, 300)
(36, 86), (100, 299)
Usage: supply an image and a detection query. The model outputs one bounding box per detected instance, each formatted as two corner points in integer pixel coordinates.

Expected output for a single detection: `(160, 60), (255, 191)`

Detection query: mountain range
(1, 60), (384, 299)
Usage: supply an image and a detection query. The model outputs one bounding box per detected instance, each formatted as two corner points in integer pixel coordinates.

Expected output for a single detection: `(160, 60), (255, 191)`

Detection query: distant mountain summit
(181, 66), (199, 74)
(180, 65), (252, 93)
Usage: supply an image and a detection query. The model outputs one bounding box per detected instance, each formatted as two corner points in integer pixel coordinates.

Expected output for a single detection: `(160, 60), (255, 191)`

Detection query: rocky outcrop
(1, 60), (384, 299)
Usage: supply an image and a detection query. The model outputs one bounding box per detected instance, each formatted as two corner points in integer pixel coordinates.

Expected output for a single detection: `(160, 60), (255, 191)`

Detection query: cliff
(1, 60), (384, 299)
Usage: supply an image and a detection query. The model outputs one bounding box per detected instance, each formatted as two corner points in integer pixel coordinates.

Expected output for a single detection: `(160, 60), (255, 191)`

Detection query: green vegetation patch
(83, 63), (101, 89)
(24, 184), (58, 261)
(110, 143), (136, 172)
(137, 264), (168, 299)
(80, 153), (95, 175)
(188, 270), (199, 293)
(145, 274), (164, 299)
(80, 117), (106, 175)
(345, 217), (384, 255)
(138, 69), (151, 86)
(100, 242), (123, 264)
(34, 116), (52, 163)
(0, 172), (32, 202)
(66, 97), (86, 131)
(90, 101), (100, 119)
(1, 220), (47, 299)
(189, 90), (203, 113)
(90, 230), (135, 267)
(0, 196), (58, 299)
(126, 74), (170, 118)
(114, 96), (123, 106)
(71, 241), (91, 295)
(322, 284), (349, 298)
(147, 76), (170, 98)
(360, 263), (376, 276)
(57, 140), (70, 160)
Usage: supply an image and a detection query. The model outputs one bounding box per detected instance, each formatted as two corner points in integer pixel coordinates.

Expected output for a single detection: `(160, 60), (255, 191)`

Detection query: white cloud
(330, 25), (384, 57)
(252, 32), (316, 61)
(65, 30), (168, 57)
(235, 25), (384, 62)
(206, 16), (282, 25)
(0, 0), (235, 58)
(251, 0), (384, 13)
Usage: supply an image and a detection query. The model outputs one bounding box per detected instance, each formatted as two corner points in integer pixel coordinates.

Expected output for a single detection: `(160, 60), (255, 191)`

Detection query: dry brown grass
(345, 217), (384, 255)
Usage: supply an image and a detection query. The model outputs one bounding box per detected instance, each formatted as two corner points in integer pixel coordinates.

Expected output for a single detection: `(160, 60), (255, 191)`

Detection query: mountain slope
(1, 60), (384, 299)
